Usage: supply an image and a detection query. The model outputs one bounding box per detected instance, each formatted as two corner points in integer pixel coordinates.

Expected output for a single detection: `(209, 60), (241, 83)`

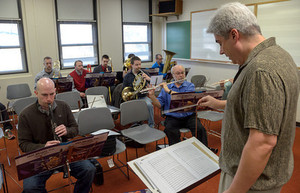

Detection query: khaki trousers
(218, 171), (282, 193)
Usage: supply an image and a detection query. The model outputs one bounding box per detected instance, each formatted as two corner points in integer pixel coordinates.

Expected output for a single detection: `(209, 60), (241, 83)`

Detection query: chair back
(12, 96), (37, 115)
(120, 100), (149, 126)
(191, 75), (206, 88)
(7, 84), (32, 100)
(77, 107), (115, 136)
(56, 91), (82, 110)
(86, 86), (109, 103)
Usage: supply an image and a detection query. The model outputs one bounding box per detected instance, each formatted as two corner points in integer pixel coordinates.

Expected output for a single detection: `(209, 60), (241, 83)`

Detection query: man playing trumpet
(122, 56), (154, 128)
(148, 65), (208, 146)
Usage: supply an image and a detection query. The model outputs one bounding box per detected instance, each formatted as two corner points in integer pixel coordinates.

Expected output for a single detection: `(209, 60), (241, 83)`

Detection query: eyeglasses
(174, 71), (185, 75)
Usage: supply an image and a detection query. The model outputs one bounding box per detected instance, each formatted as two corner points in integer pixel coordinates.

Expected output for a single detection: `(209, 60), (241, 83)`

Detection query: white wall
(158, 0), (300, 122)
(0, 0), (163, 104)
(1, 0), (299, 122)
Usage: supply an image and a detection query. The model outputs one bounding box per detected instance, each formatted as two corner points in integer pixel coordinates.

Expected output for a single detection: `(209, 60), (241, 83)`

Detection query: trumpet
(139, 78), (187, 94)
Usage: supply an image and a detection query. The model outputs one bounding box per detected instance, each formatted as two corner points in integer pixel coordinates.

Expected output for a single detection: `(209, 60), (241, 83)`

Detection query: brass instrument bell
(122, 71), (146, 101)
(162, 49), (176, 74)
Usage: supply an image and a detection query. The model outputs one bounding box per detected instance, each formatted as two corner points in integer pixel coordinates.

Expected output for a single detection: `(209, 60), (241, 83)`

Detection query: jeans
(22, 160), (96, 193)
(0, 102), (12, 130)
(165, 114), (208, 146)
(140, 96), (154, 128)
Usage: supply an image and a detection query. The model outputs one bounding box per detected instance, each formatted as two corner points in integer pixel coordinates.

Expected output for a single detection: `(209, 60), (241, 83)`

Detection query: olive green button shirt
(220, 37), (299, 190)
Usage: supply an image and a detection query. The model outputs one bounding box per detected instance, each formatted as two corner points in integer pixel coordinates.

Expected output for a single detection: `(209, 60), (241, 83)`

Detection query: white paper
(128, 137), (219, 193)
(86, 95), (107, 108)
(150, 75), (163, 86)
(91, 129), (120, 136)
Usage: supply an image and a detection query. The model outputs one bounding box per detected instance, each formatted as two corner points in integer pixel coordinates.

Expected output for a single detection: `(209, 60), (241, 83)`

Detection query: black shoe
(209, 147), (218, 154)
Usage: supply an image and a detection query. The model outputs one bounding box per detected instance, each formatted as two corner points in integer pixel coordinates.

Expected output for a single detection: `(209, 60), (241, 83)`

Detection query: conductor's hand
(45, 140), (60, 147)
(197, 95), (219, 110)
(55, 124), (67, 137)
(142, 73), (151, 81)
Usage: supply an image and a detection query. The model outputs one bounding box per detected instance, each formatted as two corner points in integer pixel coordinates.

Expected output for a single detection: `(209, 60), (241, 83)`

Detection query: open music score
(85, 72), (117, 88)
(51, 77), (73, 93)
(128, 137), (220, 193)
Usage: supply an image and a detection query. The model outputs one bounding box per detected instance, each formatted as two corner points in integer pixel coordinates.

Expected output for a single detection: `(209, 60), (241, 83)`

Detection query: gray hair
(207, 2), (261, 38)
(171, 65), (184, 75)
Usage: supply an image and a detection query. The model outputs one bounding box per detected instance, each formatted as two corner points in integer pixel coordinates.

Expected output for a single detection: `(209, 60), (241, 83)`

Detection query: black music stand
(15, 133), (108, 193)
(51, 77), (73, 93)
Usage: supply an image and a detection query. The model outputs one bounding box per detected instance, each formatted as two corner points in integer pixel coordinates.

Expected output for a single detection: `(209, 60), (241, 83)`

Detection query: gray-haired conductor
(198, 2), (299, 193)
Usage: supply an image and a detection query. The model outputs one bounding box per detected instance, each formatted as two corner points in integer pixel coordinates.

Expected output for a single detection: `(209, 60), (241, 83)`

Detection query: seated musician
(152, 54), (165, 76)
(68, 60), (88, 98)
(148, 65), (208, 146)
(93, 54), (112, 73)
(18, 78), (95, 193)
(34, 56), (62, 89)
(122, 56), (154, 128)
(123, 53), (135, 78)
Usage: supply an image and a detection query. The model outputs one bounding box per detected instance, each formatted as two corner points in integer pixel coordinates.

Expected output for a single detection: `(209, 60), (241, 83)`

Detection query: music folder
(128, 137), (220, 193)
(163, 90), (224, 114)
(15, 133), (108, 181)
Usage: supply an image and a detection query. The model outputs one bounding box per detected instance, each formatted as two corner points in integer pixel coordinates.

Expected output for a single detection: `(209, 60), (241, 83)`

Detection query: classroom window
(55, 0), (98, 69)
(123, 23), (152, 61)
(0, 0), (27, 75)
(57, 22), (98, 68)
(122, 0), (152, 62)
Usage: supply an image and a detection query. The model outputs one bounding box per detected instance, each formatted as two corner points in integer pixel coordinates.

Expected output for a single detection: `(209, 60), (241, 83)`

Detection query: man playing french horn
(148, 65), (208, 147)
(122, 56), (154, 128)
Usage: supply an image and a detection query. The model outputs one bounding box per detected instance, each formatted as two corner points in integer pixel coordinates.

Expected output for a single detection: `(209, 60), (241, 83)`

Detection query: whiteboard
(191, 9), (230, 62)
(257, 0), (300, 67)
(191, 6), (254, 62)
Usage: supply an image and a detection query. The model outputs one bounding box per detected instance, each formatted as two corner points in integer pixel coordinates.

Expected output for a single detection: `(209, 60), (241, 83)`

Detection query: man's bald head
(35, 77), (56, 110)
(36, 77), (55, 91)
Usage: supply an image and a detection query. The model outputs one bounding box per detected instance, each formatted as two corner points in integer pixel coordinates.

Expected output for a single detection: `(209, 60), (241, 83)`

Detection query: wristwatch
(168, 90), (172, 95)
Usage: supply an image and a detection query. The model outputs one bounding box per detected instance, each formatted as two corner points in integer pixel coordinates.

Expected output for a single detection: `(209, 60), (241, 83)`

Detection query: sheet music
(129, 137), (219, 193)
(91, 129), (120, 136)
(87, 95), (107, 108)
(150, 75), (163, 86)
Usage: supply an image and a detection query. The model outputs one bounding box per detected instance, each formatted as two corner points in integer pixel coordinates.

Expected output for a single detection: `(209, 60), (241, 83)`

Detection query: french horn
(122, 70), (146, 101)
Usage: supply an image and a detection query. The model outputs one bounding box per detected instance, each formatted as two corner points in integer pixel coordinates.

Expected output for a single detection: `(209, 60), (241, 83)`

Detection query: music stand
(51, 77), (73, 93)
(15, 133), (108, 193)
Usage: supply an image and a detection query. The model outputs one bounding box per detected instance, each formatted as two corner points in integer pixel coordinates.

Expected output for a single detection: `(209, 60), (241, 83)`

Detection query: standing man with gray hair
(198, 2), (299, 193)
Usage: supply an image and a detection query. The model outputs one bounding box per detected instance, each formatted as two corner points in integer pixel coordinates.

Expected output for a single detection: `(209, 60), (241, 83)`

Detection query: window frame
(55, 0), (99, 70)
(122, 22), (153, 62)
(121, 0), (153, 63)
(0, 0), (28, 75)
